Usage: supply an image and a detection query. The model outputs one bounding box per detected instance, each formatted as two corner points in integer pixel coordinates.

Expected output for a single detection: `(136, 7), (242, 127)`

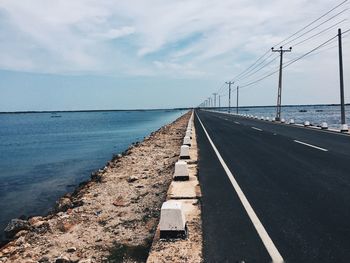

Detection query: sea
(0, 109), (186, 243)
(216, 104), (350, 128)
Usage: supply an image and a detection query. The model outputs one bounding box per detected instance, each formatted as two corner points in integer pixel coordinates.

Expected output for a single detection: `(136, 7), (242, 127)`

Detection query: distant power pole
(213, 93), (218, 107)
(225, 81), (234, 113)
(236, 86), (239, 114)
(338, 28), (347, 131)
(272, 46), (292, 121)
(219, 95), (221, 108)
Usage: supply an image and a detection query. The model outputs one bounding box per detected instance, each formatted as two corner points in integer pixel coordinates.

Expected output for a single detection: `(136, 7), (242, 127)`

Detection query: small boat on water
(51, 113), (62, 118)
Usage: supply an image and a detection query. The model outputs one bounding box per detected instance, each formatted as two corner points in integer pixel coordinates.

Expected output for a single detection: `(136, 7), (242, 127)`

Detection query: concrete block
(304, 121), (310, 127)
(261, 116), (265, 120)
(254, 116), (258, 119)
(281, 118), (285, 123)
(289, 119), (295, 124)
(159, 201), (187, 239)
(185, 130), (192, 138)
(180, 145), (190, 159)
(340, 124), (349, 132)
(183, 136), (191, 146)
(265, 117), (270, 121)
(173, 161), (189, 181)
(272, 117), (276, 122)
(321, 122), (328, 129)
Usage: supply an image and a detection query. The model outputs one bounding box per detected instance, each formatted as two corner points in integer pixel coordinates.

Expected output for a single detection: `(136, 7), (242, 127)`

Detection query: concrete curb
(204, 109), (350, 136)
(147, 110), (202, 263)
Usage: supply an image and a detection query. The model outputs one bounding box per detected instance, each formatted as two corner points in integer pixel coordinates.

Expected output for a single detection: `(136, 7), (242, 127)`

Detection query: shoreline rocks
(0, 111), (190, 263)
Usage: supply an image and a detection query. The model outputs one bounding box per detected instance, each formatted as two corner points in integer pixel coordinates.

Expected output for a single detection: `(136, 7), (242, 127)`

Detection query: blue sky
(0, 0), (349, 111)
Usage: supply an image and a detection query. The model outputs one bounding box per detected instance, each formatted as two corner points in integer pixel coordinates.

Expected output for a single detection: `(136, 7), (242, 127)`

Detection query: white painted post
(340, 124), (349, 132)
(173, 161), (189, 181)
(321, 122), (328, 129)
(180, 145), (190, 159)
(183, 136), (191, 146)
(159, 201), (187, 239)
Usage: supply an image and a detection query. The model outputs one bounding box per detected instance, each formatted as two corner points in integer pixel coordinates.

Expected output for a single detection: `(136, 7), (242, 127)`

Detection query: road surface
(195, 109), (350, 262)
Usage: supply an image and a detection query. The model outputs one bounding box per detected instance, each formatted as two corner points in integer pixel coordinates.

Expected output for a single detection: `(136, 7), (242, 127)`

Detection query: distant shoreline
(0, 103), (349, 114)
(0, 108), (188, 114)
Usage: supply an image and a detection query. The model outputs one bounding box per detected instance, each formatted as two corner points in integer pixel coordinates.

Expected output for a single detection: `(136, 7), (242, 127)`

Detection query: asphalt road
(195, 109), (350, 263)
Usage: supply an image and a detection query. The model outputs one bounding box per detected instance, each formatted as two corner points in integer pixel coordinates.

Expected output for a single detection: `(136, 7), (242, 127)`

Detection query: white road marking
(196, 112), (284, 263)
(293, 140), (328, 152)
(234, 121), (240, 125)
(252, 127), (263, 131)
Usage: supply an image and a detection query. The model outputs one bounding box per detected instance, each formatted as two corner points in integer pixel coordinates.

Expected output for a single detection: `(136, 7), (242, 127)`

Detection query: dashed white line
(234, 121), (240, 125)
(196, 112), (284, 263)
(293, 140), (328, 152)
(251, 127), (263, 131)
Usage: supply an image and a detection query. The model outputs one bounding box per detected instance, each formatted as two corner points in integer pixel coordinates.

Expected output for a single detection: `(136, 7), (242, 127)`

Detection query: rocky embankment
(0, 112), (191, 263)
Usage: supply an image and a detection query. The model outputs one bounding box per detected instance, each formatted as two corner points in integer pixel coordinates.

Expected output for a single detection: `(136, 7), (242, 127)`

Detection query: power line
(293, 19), (347, 47)
(203, 0), (349, 106)
(236, 54), (280, 83)
(236, 53), (275, 81)
(239, 29), (350, 89)
(282, 30), (348, 68)
(231, 0), (349, 85)
(283, 8), (348, 46)
(277, 0), (348, 46)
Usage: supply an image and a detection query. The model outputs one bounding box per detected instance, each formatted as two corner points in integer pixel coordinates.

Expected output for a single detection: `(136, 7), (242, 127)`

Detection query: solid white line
(234, 121), (240, 124)
(252, 127), (263, 131)
(293, 140), (328, 152)
(196, 112), (284, 263)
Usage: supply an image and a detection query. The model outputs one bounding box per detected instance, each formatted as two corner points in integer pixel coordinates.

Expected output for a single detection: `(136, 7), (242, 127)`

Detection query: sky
(0, 0), (349, 111)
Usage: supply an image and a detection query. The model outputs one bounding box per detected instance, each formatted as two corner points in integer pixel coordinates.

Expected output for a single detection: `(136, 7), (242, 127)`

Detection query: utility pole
(213, 93), (217, 108)
(226, 81), (234, 113)
(338, 28), (348, 131)
(236, 86), (239, 114)
(272, 46), (292, 121)
(219, 95), (221, 108)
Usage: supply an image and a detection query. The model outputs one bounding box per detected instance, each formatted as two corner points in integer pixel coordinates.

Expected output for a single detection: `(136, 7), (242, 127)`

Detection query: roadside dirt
(0, 111), (190, 263)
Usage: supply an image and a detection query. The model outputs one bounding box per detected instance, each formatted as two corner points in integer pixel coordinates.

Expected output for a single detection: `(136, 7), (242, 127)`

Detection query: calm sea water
(216, 104), (350, 128)
(0, 110), (185, 242)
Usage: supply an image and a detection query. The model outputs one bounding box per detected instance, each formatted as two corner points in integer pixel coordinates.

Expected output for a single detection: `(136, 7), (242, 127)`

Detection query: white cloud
(0, 0), (348, 88)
